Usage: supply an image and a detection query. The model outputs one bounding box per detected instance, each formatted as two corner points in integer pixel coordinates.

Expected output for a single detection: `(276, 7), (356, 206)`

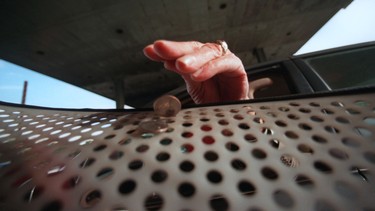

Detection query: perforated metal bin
(0, 88), (374, 211)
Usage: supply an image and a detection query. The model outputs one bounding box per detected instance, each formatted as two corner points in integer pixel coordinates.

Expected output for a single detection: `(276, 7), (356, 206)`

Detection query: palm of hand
(183, 73), (248, 104)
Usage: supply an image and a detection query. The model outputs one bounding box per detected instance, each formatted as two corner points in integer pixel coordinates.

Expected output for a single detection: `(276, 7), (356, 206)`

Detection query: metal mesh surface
(0, 91), (374, 211)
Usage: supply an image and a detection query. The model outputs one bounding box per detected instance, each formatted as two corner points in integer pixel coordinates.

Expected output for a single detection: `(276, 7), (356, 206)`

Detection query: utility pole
(21, 81), (28, 105)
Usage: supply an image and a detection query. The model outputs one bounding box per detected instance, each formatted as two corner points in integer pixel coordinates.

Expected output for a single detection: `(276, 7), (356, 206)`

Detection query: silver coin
(153, 95), (181, 117)
(139, 119), (168, 133)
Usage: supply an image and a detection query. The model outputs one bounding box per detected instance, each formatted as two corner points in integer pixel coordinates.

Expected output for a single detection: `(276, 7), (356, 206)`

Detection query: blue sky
(1, 0), (375, 109)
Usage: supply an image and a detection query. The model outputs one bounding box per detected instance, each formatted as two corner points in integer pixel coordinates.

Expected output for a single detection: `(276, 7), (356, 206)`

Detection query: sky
(1, 0), (375, 109)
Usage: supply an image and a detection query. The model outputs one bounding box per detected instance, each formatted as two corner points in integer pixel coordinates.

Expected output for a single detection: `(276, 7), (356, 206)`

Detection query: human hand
(143, 40), (250, 104)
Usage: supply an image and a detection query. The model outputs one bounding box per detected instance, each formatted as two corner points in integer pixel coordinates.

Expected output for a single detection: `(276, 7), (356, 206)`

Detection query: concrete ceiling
(0, 0), (352, 108)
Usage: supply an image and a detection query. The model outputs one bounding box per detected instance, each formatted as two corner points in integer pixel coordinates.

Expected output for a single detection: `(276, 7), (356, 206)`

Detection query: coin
(153, 95), (181, 117)
(139, 119), (168, 133)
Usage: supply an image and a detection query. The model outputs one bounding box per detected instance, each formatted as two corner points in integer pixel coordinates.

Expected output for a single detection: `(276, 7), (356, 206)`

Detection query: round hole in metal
(354, 100), (370, 107)
(297, 144), (314, 154)
(273, 190), (294, 208)
(331, 101), (345, 107)
(221, 129), (233, 137)
(342, 137), (360, 148)
(321, 108), (334, 114)
(299, 123), (312, 130)
(269, 139), (284, 149)
(144, 193), (163, 211)
(207, 170), (223, 183)
(285, 131), (299, 139)
(238, 123), (250, 130)
(160, 138), (172, 145)
(79, 158), (95, 168)
(179, 160), (195, 172)
(182, 122), (193, 127)
(104, 134), (116, 139)
(247, 109), (256, 116)
(225, 142), (239, 152)
(329, 148), (349, 160)
(314, 199), (337, 211)
(244, 134), (257, 143)
(299, 108), (311, 113)
(210, 194), (229, 211)
(234, 114), (244, 120)
(155, 152), (170, 162)
(178, 182), (196, 198)
(261, 127), (273, 135)
(275, 120), (287, 127)
(290, 102), (300, 106)
(200, 117), (210, 122)
(93, 144), (107, 151)
(266, 112), (277, 117)
(253, 117), (265, 124)
(354, 127), (372, 137)
(314, 161), (333, 173)
(151, 170), (168, 183)
(295, 174), (314, 189)
(119, 179), (136, 195)
(216, 113), (225, 117)
(62, 176), (81, 189)
(136, 144), (149, 153)
(261, 167), (278, 180)
(363, 151), (375, 164)
(218, 119), (229, 125)
(325, 126), (340, 133)
(41, 200), (63, 211)
(182, 131), (193, 138)
(128, 160), (143, 170)
(23, 186), (44, 202)
(364, 117), (375, 125)
(180, 144), (194, 153)
(287, 114), (299, 120)
(346, 108), (361, 115)
(334, 181), (358, 199)
(310, 116), (324, 122)
(201, 124), (212, 131)
(279, 107), (290, 112)
(80, 189), (101, 208)
(109, 150), (124, 160)
(312, 135), (327, 144)
(96, 167), (114, 180)
(336, 116), (350, 124)
(252, 148), (267, 159)
(238, 180), (256, 196)
(204, 151), (219, 162)
(202, 136), (215, 145)
(231, 159), (247, 171)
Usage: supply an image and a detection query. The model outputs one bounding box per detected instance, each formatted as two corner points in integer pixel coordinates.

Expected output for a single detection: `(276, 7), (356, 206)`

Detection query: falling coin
(153, 95), (181, 117)
(139, 119), (168, 133)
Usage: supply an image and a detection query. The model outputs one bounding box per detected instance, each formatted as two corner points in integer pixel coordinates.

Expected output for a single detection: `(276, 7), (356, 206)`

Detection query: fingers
(190, 53), (246, 82)
(143, 44), (163, 61)
(149, 40), (203, 60)
(175, 43), (226, 73)
(143, 40), (244, 83)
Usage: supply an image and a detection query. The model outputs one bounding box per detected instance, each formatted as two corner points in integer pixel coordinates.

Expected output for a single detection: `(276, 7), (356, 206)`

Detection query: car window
(303, 45), (375, 89)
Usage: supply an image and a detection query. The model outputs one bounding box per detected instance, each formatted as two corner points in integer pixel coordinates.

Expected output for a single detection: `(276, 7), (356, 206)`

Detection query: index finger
(153, 40), (204, 60)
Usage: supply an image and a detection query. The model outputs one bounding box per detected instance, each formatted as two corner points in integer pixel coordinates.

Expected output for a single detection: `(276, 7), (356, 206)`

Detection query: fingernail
(181, 56), (194, 66)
